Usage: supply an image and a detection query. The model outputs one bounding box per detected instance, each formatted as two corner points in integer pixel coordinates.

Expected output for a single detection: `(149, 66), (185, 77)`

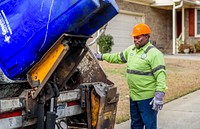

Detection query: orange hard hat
(131, 23), (151, 37)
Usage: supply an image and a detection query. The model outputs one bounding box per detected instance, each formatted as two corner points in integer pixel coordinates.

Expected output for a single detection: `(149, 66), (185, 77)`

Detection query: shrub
(178, 44), (195, 53)
(97, 34), (114, 53)
(195, 41), (200, 52)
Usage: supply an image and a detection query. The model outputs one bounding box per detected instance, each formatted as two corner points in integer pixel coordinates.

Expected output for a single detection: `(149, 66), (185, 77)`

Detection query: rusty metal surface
(0, 81), (30, 99)
(0, 98), (24, 113)
(79, 82), (119, 129)
(52, 45), (113, 91)
(77, 51), (109, 83)
(53, 46), (87, 91)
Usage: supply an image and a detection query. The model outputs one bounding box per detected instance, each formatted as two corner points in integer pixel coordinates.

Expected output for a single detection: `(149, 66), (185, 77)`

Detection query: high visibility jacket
(102, 42), (167, 101)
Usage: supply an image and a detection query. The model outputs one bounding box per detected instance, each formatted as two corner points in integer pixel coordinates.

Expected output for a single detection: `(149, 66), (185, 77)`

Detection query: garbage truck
(0, 0), (119, 129)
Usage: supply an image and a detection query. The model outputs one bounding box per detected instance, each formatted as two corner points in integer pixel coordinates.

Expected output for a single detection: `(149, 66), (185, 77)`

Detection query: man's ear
(144, 35), (149, 41)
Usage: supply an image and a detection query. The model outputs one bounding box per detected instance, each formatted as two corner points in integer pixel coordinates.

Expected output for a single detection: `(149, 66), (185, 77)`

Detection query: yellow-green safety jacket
(102, 42), (167, 101)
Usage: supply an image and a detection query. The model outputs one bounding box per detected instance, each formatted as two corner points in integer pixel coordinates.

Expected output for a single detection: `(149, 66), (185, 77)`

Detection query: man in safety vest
(95, 23), (167, 129)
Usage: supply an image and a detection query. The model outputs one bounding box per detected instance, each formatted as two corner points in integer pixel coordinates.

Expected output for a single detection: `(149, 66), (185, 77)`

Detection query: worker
(95, 23), (166, 129)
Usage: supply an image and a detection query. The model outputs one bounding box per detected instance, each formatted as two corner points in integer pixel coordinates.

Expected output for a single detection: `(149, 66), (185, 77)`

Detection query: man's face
(133, 35), (149, 48)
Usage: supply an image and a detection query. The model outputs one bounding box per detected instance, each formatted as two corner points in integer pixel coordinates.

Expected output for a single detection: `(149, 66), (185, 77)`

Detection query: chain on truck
(0, 0), (119, 129)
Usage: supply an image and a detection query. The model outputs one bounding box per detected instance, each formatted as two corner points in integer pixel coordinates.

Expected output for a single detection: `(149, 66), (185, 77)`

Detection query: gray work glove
(94, 53), (102, 60)
(149, 91), (165, 111)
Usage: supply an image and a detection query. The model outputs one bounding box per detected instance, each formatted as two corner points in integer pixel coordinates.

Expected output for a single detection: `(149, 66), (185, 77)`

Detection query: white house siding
(105, 13), (143, 53)
(116, 0), (173, 54)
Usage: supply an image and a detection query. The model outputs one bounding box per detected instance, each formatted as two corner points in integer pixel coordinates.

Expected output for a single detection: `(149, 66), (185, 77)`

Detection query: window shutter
(189, 8), (194, 36)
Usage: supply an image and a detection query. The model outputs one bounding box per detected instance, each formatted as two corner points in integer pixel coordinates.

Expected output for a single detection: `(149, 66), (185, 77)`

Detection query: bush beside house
(178, 41), (200, 54)
(178, 44), (196, 53)
(97, 34), (114, 53)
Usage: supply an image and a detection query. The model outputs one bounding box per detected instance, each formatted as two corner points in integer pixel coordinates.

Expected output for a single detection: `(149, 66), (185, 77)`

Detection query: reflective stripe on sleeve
(152, 65), (165, 74)
(120, 52), (127, 63)
(144, 46), (155, 54)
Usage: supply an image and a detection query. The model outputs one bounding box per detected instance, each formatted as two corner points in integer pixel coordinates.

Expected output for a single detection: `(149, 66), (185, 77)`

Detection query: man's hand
(94, 53), (102, 60)
(149, 91), (165, 111)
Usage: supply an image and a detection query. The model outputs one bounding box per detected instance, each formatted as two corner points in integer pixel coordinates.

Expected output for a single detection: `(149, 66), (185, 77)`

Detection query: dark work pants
(130, 98), (158, 129)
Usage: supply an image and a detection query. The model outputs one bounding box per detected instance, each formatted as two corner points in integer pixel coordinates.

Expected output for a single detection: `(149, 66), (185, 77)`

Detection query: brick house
(102, 0), (200, 54)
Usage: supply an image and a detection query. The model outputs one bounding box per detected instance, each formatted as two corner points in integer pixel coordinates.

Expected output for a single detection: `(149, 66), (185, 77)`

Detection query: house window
(195, 8), (200, 37)
(197, 10), (200, 35)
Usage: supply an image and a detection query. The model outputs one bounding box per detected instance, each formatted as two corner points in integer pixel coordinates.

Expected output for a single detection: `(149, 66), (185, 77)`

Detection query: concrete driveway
(164, 54), (200, 60)
(158, 90), (200, 129)
(115, 90), (200, 129)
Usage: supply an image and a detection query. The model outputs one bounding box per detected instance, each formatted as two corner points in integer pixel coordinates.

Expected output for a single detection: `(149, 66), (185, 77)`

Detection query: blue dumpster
(0, 0), (118, 80)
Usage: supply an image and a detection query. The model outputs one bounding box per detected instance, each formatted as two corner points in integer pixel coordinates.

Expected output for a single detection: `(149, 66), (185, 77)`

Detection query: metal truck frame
(0, 34), (119, 129)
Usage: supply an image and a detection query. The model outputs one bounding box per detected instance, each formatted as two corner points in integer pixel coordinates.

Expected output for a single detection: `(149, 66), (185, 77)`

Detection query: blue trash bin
(0, 0), (118, 80)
